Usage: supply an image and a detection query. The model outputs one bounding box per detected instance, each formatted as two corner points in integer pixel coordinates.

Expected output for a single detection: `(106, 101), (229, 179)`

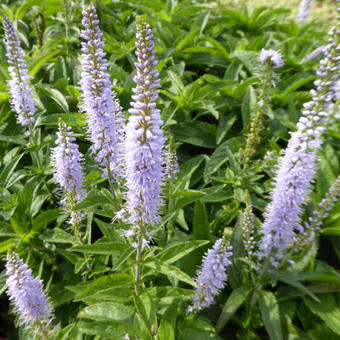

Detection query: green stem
(71, 213), (92, 280)
(135, 222), (144, 296)
(166, 181), (175, 242)
(34, 320), (51, 340)
(106, 158), (116, 199)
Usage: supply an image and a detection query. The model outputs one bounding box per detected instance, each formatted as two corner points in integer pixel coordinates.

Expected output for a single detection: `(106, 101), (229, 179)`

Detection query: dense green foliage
(0, 0), (340, 339)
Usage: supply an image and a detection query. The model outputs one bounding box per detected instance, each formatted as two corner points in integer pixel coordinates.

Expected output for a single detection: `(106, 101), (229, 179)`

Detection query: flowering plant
(0, 1), (339, 339)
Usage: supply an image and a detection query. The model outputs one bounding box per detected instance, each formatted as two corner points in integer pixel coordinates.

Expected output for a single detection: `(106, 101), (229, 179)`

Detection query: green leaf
(68, 242), (128, 255)
(176, 155), (207, 190)
(147, 286), (193, 301)
(203, 36), (229, 60)
(259, 291), (283, 340)
(286, 239), (318, 274)
(143, 258), (197, 287)
(41, 228), (77, 244)
(35, 84), (69, 112)
(39, 113), (86, 127)
(0, 239), (15, 253)
(29, 50), (60, 76)
(321, 227), (340, 236)
(10, 215), (29, 238)
(216, 114), (237, 145)
(94, 218), (123, 242)
(176, 28), (200, 50)
(241, 85), (256, 130)
(70, 273), (132, 301)
(167, 71), (184, 94)
(72, 194), (111, 210)
(156, 240), (209, 264)
(159, 299), (178, 340)
(216, 287), (252, 332)
(173, 190), (206, 210)
(0, 135), (26, 146)
(78, 320), (137, 339)
(112, 247), (136, 271)
(204, 140), (230, 180)
(32, 209), (61, 232)
(78, 302), (134, 322)
(303, 294), (340, 335)
(134, 293), (157, 339)
(0, 154), (24, 188)
(54, 324), (76, 340)
(193, 200), (211, 240)
(167, 122), (217, 149)
(86, 286), (133, 303)
(230, 50), (259, 73)
(276, 274), (319, 301)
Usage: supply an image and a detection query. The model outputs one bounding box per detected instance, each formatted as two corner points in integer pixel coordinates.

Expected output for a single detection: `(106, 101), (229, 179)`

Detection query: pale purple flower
(242, 193), (256, 258)
(165, 150), (179, 180)
(188, 239), (232, 312)
(51, 120), (84, 207)
(123, 18), (165, 226)
(334, 80), (340, 100)
(264, 151), (275, 162)
(299, 174), (340, 244)
(301, 45), (325, 63)
(6, 252), (53, 330)
(259, 24), (339, 266)
(2, 15), (35, 130)
(297, 0), (314, 22)
(80, 6), (124, 178)
(259, 49), (284, 68)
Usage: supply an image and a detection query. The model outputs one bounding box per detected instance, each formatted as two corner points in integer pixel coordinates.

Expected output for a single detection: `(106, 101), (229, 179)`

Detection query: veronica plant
(2, 14), (36, 136)
(188, 238), (233, 313)
(51, 120), (85, 229)
(297, 0), (314, 22)
(242, 191), (257, 262)
(294, 173), (340, 249)
(164, 137), (179, 241)
(6, 252), (53, 339)
(242, 49), (284, 168)
(122, 17), (165, 294)
(259, 21), (340, 268)
(80, 6), (124, 183)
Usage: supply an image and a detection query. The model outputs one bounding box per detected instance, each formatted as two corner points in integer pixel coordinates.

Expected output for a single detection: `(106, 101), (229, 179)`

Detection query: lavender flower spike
(259, 23), (340, 266)
(2, 15), (35, 130)
(301, 45), (325, 64)
(51, 120), (85, 210)
(6, 252), (53, 333)
(188, 238), (232, 313)
(259, 49), (284, 68)
(80, 6), (124, 178)
(302, 174), (340, 243)
(297, 0), (314, 22)
(124, 17), (165, 226)
(242, 191), (256, 259)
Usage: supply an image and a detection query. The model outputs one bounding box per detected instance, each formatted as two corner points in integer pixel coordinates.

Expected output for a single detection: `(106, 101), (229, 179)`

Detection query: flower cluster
(6, 252), (53, 332)
(301, 45), (325, 63)
(297, 0), (314, 22)
(2, 15), (35, 130)
(258, 49), (284, 68)
(259, 23), (340, 266)
(242, 49), (284, 168)
(80, 6), (124, 178)
(165, 150), (179, 181)
(188, 238), (233, 312)
(242, 191), (256, 259)
(51, 120), (85, 210)
(301, 174), (340, 244)
(124, 17), (165, 227)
